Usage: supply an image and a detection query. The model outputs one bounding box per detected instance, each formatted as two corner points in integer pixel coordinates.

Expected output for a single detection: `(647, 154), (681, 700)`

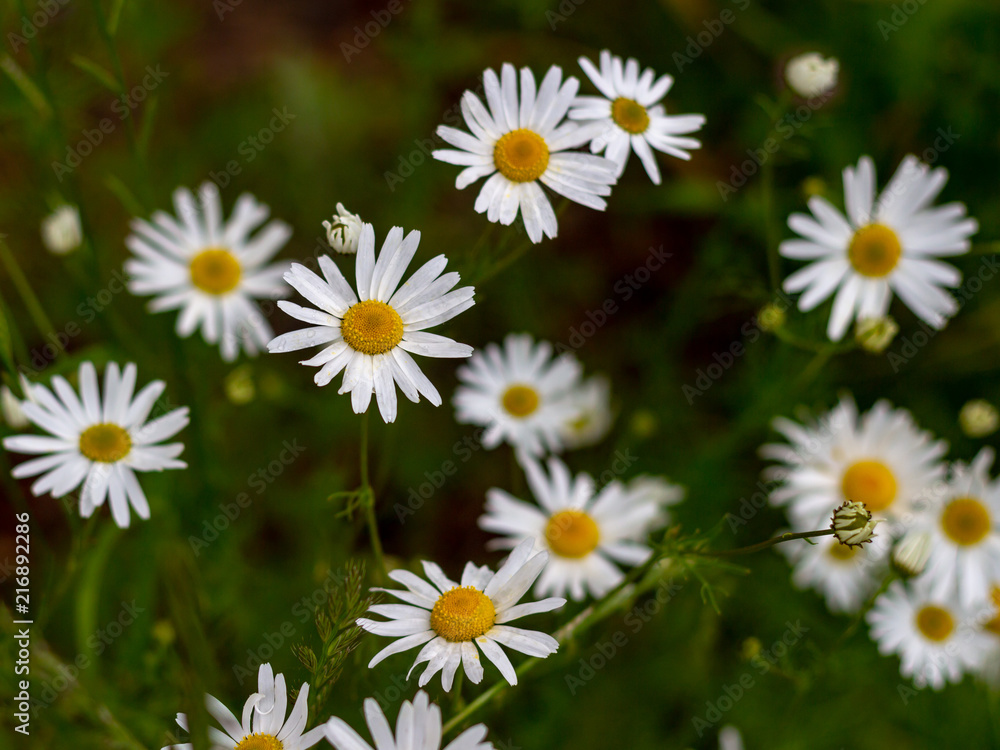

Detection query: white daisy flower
(431, 63), (618, 244)
(325, 691), (492, 750)
(479, 456), (663, 601)
(559, 375), (613, 450)
(453, 333), (584, 456)
(913, 448), (1000, 608)
(568, 50), (705, 184)
(778, 533), (885, 614)
(357, 538), (565, 690)
(267, 223), (474, 423)
(41, 204), (82, 255)
(784, 52), (839, 98)
(163, 663), (326, 750)
(3, 361), (188, 528)
(125, 182), (292, 361)
(866, 580), (991, 690)
(761, 395), (947, 529)
(323, 203), (364, 254)
(780, 155), (978, 340)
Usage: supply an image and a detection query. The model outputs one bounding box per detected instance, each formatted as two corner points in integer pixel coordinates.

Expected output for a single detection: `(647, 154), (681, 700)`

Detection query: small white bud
(322, 203), (363, 254)
(41, 205), (82, 255)
(960, 399), (999, 438)
(0, 385), (29, 428)
(891, 531), (932, 577)
(785, 52), (839, 98)
(855, 316), (898, 353)
(830, 500), (880, 548)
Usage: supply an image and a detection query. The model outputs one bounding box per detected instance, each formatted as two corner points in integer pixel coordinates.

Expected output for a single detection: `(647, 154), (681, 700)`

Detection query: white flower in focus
(866, 580), (990, 690)
(41, 204), (82, 254)
(560, 375), (613, 450)
(780, 155), (978, 341)
(569, 50), (705, 184)
(323, 203), (364, 254)
(762, 395), (947, 529)
(480, 456), (665, 601)
(325, 691), (493, 750)
(960, 399), (999, 438)
(453, 333), (584, 456)
(356, 538), (564, 690)
(892, 530), (933, 578)
(268, 223), (474, 423)
(125, 182), (292, 361)
(3, 361), (188, 528)
(914, 448), (1000, 608)
(431, 63), (618, 244)
(163, 663), (327, 750)
(855, 315), (898, 353)
(784, 52), (839, 98)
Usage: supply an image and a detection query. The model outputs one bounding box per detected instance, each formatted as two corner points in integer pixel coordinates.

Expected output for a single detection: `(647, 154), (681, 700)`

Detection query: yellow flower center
(985, 586), (1000, 637)
(826, 539), (859, 562)
(847, 224), (902, 278)
(189, 248), (242, 295)
(915, 605), (954, 642)
(235, 734), (283, 750)
(841, 460), (897, 512)
(941, 497), (992, 546)
(545, 509), (600, 559)
(611, 97), (650, 134)
(430, 586), (496, 642)
(501, 384), (540, 418)
(340, 300), (404, 355)
(493, 129), (550, 183)
(78, 423), (131, 463)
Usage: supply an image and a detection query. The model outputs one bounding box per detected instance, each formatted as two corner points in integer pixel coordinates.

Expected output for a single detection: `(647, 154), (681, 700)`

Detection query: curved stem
(360, 411), (386, 582)
(691, 528), (834, 558)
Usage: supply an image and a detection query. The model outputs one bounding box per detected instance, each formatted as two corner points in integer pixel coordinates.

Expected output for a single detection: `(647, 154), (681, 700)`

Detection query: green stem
(691, 528), (835, 558)
(0, 238), (57, 343)
(360, 411), (386, 582)
(473, 199), (570, 285)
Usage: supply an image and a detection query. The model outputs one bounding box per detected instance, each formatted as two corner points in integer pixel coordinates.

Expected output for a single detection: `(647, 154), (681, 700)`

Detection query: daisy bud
(830, 500), (880, 548)
(855, 316), (898, 353)
(0, 385), (28, 428)
(785, 52), (839, 98)
(960, 399), (999, 438)
(224, 364), (255, 405)
(801, 176), (826, 198)
(41, 204), (82, 255)
(322, 202), (363, 254)
(757, 303), (786, 332)
(891, 530), (932, 578)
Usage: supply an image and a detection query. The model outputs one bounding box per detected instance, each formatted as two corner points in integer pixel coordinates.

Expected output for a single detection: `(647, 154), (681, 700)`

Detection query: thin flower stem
(0, 238), (58, 343)
(473, 199), (571, 285)
(690, 528), (835, 558)
(360, 411), (387, 582)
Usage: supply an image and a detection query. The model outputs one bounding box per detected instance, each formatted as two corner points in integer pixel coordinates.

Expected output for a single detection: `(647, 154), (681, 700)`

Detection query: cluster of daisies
(1, 43), (989, 750)
(763, 395), (1000, 689)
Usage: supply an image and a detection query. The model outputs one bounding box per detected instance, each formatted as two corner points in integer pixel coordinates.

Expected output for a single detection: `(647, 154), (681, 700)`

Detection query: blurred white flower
(560, 375), (613, 449)
(785, 52), (839, 98)
(719, 725), (744, 750)
(960, 399), (999, 438)
(41, 204), (82, 255)
(0, 385), (29, 428)
(781, 154), (977, 341)
(322, 203), (364, 254)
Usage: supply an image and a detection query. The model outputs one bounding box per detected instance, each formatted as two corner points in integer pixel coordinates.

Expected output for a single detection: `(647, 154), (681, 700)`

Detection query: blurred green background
(2, 0), (1000, 747)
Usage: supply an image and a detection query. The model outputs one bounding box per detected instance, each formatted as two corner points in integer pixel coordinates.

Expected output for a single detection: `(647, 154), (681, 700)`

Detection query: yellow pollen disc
(915, 604), (954, 642)
(545, 509), (600, 559)
(941, 497), (992, 546)
(611, 97), (650, 134)
(501, 384), (540, 418)
(189, 247), (242, 295)
(430, 586), (496, 642)
(235, 734), (283, 750)
(340, 300), (404, 355)
(826, 539), (859, 561)
(493, 129), (550, 183)
(78, 423), (131, 463)
(985, 586), (1000, 637)
(847, 224), (902, 278)
(841, 460), (897, 512)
